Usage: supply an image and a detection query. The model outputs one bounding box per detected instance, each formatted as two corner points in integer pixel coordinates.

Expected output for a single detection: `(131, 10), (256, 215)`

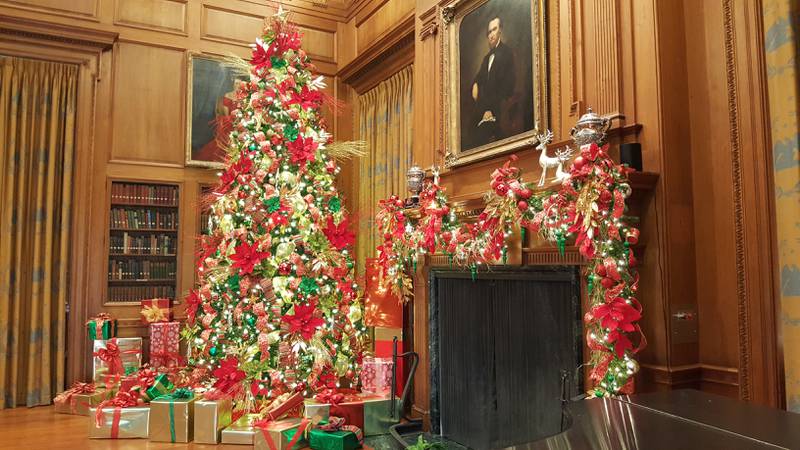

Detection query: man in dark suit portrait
(470, 16), (516, 147)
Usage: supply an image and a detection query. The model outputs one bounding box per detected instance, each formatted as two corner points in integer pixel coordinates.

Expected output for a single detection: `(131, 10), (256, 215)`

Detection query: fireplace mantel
(408, 171), (659, 426)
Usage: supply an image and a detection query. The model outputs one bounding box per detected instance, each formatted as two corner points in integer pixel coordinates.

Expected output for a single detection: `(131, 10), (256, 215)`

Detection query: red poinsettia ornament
(282, 302), (325, 340)
(213, 357), (246, 395)
(286, 135), (318, 169)
(230, 241), (270, 275)
(323, 216), (355, 250)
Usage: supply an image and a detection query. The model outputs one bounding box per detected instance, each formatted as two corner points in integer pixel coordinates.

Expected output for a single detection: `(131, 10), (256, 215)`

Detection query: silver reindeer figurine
(535, 130), (574, 187)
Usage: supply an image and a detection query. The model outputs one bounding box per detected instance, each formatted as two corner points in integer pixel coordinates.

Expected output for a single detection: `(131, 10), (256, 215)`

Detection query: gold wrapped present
(92, 338), (142, 383)
(148, 389), (196, 443)
(304, 399), (330, 421)
(221, 413), (261, 445)
(88, 406), (150, 439)
(54, 383), (112, 416)
(194, 397), (233, 444)
(253, 418), (310, 450)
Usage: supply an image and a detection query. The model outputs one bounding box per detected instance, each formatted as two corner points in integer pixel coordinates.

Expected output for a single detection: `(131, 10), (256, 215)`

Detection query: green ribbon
(501, 246), (508, 265)
(155, 389), (194, 443)
(521, 228), (526, 246)
(145, 373), (175, 401)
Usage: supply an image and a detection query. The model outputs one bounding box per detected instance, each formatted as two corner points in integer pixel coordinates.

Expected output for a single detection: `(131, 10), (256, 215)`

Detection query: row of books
(108, 286), (175, 303)
(112, 182), (179, 206)
(108, 260), (176, 280)
(110, 208), (178, 230)
(110, 233), (177, 256)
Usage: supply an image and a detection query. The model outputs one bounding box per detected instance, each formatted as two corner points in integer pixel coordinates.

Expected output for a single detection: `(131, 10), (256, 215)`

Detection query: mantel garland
(374, 143), (645, 396)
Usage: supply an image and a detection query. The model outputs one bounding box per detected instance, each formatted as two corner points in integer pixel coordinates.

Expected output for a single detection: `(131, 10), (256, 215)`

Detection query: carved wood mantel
(407, 168), (658, 424)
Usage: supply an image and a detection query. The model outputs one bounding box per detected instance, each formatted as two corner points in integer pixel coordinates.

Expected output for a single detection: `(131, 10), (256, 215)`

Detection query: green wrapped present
(144, 373), (174, 401)
(86, 313), (117, 340)
(296, 418), (362, 450)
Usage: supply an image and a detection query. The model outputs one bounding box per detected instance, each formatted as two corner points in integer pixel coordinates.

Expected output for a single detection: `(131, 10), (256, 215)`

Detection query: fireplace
(428, 266), (583, 449)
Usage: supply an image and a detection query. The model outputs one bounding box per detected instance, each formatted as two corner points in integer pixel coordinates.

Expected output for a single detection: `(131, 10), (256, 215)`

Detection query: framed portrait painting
(441, 0), (548, 168)
(185, 53), (246, 168)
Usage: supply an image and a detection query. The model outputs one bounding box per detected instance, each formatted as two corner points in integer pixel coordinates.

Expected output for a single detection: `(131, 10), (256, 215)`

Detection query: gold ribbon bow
(141, 304), (167, 323)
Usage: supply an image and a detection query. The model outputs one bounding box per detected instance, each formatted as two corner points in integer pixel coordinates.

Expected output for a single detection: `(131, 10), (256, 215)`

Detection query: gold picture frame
(185, 52), (244, 169)
(441, 0), (548, 168)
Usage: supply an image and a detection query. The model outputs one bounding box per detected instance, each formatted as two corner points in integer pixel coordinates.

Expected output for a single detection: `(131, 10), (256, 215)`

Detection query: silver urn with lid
(406, 164), (426, 202)
(570, 107), (611, 146)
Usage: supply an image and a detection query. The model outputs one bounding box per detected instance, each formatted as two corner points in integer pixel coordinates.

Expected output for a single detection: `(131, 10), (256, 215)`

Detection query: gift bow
(150, 350), (185, 368)
(94, 390), (141, 432)
(315, 416), (364, 445)
(141, 304), (167, 323)
(94, 339), (141, 375)
(54, 382), (97, 414)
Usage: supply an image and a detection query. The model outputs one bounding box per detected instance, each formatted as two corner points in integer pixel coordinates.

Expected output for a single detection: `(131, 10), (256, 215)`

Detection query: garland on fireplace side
(374, 142), (645, 397)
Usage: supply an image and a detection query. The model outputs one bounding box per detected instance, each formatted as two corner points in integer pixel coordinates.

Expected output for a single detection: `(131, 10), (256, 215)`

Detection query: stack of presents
(53, 266), (406, 449)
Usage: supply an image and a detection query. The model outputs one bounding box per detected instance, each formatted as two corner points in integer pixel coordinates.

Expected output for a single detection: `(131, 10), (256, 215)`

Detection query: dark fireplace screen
(429, 268), (582, 449)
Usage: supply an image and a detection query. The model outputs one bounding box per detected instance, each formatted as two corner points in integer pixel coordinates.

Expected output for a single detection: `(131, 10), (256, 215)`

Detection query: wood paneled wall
(408, 0), (782, 421)
(0, 0), (355, 384)
(0, 0), (782, 412)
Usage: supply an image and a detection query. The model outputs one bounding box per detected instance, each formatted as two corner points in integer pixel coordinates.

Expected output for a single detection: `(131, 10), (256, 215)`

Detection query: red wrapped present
(149, 321), (182, 369)
(364, 260), (403, 328)
(140, 298), (172, 325)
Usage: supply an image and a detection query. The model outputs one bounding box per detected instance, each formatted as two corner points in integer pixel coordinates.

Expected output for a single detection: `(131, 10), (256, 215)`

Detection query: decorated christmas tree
(184, 10), (365, 408)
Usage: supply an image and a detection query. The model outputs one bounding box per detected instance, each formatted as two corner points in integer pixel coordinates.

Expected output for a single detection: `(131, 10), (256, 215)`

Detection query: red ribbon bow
(94, 390), (142, 437)
(93, 339), (141, 375)
(315, 415), (364, 444)
(55, 382), (97, 414)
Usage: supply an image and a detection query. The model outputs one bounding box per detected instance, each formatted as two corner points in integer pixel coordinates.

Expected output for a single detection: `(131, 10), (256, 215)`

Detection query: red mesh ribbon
(54, 382), (96, 414)
(94, 390), (141, 430)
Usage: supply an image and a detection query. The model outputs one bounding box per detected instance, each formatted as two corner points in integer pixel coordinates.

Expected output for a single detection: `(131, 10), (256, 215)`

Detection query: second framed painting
(185, 53), (246, 169)
(442, 0), (548, 168)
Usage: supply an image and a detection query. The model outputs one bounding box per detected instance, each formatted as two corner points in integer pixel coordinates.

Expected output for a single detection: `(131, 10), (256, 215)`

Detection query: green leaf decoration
(265, 196), (282, 213)
(328, 196), (341, 213)
(299, 276), (319, 295)
(283, 123), (299, 142)
(270, 56), (287, 69)
(228, 273), (240, 292)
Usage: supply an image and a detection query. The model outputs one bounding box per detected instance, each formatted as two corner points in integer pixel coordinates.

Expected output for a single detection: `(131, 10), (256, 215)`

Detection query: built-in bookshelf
(107, 181), (179, 304)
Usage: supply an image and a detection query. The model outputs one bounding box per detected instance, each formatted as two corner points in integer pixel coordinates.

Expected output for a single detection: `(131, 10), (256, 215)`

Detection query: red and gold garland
(374, 143), (644, 396)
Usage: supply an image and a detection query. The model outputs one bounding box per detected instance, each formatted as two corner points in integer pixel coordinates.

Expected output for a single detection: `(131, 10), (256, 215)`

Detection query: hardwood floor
(0, 406), (392, 449)
(0, 405), (235, 449)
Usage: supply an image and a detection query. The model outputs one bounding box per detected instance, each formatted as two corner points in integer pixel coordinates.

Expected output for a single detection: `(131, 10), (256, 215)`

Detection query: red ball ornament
(517, 200), (529, 211)
(278, 262), (292, 275)
(519, 188), (533, 199)
(495, 183), (509, 195)
(346, 369), (355, 378)
(573, 156), (586, 170)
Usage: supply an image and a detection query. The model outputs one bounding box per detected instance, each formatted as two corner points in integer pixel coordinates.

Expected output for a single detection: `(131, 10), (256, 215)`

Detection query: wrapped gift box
(86, 313), (117, 340)
(373, 327), (404, 394)
(306, 394), (400, 437)
(149, 390), (196, 443)
(54, 383), (112, 416)
(361, 357), (393, 395)
(364, 260), (403, 328)
(221, 413), (261, 445)
(144, 373), (175, 401)
(149, 321), (181, 369)
(140, 298), (172, 325)
(253, 418), (309, 450)
(92, 338), (142, 383)
(304, 427), (361, 450)
(88, 406), (150, 439)
(194, 397), (233, 444)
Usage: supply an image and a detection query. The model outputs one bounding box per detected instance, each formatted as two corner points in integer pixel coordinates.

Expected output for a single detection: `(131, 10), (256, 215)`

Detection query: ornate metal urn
(406, 164), (426, 203)
(570, 107), (611, 146)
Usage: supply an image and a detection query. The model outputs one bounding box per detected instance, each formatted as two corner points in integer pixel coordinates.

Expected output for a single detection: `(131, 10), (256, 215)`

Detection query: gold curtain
(0, 56), (77, 408)
(356, 65), (413, 273)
